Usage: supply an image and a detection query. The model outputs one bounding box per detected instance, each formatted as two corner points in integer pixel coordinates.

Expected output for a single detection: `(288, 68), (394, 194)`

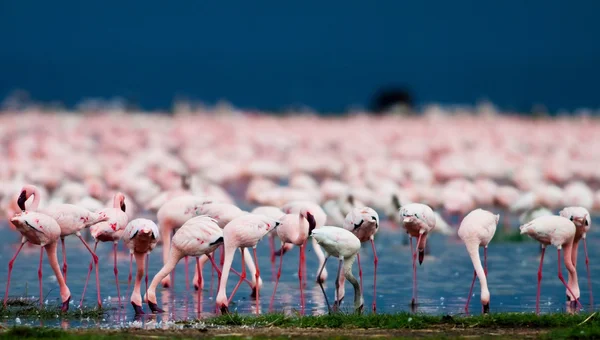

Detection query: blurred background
(1, 1), (600, 113)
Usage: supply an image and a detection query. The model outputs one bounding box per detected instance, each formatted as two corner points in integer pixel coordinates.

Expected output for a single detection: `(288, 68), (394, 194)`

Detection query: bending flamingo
(17, 185), (108, 308)
(146, 215), (223, 313)
(269, 208), (315, 313)
(311, 226), (363, 314)
(122, 218), (159, 314)
(399, 203), (436, 307)
(216, 214), (280, 314)
(5, 211), (71, 311)
(339, 207), (379, 312)
(520, 215), (582, 314)
(559, 207), (592, 308)
(80, 192), (129, 307)
(251, 206), (286, 277)
(457, 208), (498, 314)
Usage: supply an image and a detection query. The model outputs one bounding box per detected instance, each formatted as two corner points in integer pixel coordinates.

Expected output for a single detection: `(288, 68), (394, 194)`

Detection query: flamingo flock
(0, 109), (598, 316)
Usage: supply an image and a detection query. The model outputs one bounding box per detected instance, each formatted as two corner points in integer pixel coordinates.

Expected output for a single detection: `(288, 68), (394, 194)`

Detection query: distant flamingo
(269, 209), (315, 313)
(5, 211), (71, 311)
(122, 218), (159, 314)
(559, 207), (593, 308)
(399, 203), (436, 307)
(457, 208), (498, 314)
(520, 215), (582, 314)
(338, 207), (379, 312)
(80, 192), (129, 307)
(156, 195), (214, 288)
(146, 215), (223, 313)
(216, 214), (280, 314)
(281, 201), (329, 284)
(311, 226), (363, 314)
(17, 185), (108, 308)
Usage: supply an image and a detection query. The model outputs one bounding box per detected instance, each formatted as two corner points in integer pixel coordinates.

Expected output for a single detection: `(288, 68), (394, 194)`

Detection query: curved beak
(483, 303), (489, 314)
(306, 212), (316, 233)
(17, 191), (27, 212)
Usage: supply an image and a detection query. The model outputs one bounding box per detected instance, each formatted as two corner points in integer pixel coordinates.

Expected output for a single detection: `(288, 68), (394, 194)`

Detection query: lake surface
(0, 213), (598, 329)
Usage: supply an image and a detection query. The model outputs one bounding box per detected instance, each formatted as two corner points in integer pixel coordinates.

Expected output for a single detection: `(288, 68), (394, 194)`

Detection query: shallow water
(0, 214), (598, 329)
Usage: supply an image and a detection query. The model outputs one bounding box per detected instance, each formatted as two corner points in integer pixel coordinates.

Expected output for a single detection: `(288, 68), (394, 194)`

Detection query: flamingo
(5, 212), (71, 311)
(457, 208), (498, 314)
(269, 208), (315, 313)
(80, 192), (129, 307)
(122, 218), (159, 314)
(146, 215), (223, 313)
(216, 214), (280, 314)
(519, 215), (582, 314)
(311, 226), (363, 314)
(338, 207), (379, 312)
(156, 195), (214, 288)
(17, 185), (108, 308)
(251, 206), (286, 276)
(559, 207), (592, 308)
(399, 203), (436, 307)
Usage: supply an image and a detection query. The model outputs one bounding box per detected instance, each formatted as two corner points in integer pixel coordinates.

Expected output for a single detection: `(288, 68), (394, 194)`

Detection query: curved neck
(112, 195), (121, 209)
(147, 248), (184, 303)
(292, 213), (309, 245)
(562, 240), (580, 300)
(30, 187), (41, 210)
(216, 244), (236, 304)
(343, 255), (362, 310)
(465, 243), (488, 304)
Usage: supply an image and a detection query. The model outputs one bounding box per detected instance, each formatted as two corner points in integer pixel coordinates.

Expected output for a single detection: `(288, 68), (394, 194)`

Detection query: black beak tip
(357, 304), (364, 315)
(131, 302), (145, 315)
(60, 296), (71, 312)
(418, 250), (424, 265)
(483, 303), (490, 314)
(220, 305), (230, 314)
(148, 301), (164, 314)
(17, 191), (27, 211)
(250, 287), (258, 298)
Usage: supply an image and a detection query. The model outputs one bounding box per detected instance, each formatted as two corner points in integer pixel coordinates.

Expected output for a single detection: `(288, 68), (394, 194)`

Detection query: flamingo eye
(585, 219), (589, 226)
(570, 216), (574, 221)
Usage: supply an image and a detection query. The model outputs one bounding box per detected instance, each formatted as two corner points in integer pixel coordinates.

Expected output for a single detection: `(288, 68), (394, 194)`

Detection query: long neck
(31, 187), (41, 210)
(563, 239), (580, 300)
(147, 247), (184, 304)
(44, 242), (70, 301)
(343, 255), (363, 311)
(292, 214), (309, 245)
(216, 244), (236, 306)
(465, 243), (489, 304)
(112, 195), (120, 209)
(132, 253), (146, 299)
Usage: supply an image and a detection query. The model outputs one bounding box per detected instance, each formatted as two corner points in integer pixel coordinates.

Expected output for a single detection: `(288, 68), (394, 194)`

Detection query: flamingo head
(115, 192), (126, 212)
(17, 190), (27, 212)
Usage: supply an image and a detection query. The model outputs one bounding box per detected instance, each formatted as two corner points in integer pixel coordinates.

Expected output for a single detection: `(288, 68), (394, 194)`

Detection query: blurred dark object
(370, 87), (414, 113)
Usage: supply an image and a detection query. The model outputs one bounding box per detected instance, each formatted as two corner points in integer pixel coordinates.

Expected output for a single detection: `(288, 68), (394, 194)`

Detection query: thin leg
(317, 256), (331, 314)
(371, 238), (378, 313)
(465, 270), (476, 314)
(4, 240), (26, 307)
(38, 247), (44, 308)
(252, 248), (260, 314)
(334, 257), (343, 312)
(227, 248), (246, 305)
(209, 255), (215, 298)
(126, 253), (133, 300)
(583, 238), (593, 308)
(80, 241), (99, 308)
(269, 244), (285, 312)
(61, 237), (67, 282)
(357, 253), (363, 294)
(196, 257), (203, 314)
(185, 256), (190, 291)
(207, 254), (222, 277)
(536, 246), (545, 315)
(77, 234), (101, 308)
(557, 249), (583, 309)
(113, 242), (122, 306)
(299, 243), (305, 314)
(145, 254), (149, 300)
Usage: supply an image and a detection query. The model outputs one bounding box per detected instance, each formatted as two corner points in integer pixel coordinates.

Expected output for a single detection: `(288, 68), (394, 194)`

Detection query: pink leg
(80, 241), (99, 308)
(299, 243), (305, 314)
(269, 244), (285, 312)
(253, 248), (260, 314)
(185, 256), (190, 291)
(4, 241), (26, 307)
(38, 247), (44, 308)
(583, 238), (593, 307)
(77, 234), (101, 308)
(371, 238), (378, 313)
(61, 238), (67, 282)
(126, 253), (133, 301)
(557, 249), (583, 310)
(113, 243), (122, 306)
(196, 257), (203, 314)
(227, 248), (247, 305)
(536, 246), (545, 315)
(465, 270), (476, 313)
(357, 253), (363, 294)
(208, 254), (222, 278)
(209, 254), (215, 298)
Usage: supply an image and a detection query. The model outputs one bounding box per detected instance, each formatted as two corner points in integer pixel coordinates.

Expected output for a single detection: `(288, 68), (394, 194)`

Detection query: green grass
(492, 228), (533, 243)
(0, 298), (107, 319)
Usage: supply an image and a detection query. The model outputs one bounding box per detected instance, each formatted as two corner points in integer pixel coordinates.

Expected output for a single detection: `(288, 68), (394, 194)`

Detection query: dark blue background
(1, 1), (599, 112)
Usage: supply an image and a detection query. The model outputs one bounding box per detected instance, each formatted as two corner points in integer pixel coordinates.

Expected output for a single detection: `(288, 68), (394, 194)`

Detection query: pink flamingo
(520, 215), (582, 314)
(457, 208), (498, 314)
(5, 212), (71, 311)
(339, 207), (379, 312)
(269, 209), (315, 312)
(399, 203), (436, 307)
(216, 214), (280, 314)
(251, 206), (286, 277)
(311, 226), (363, 314)
(122, 218), (159, 314)
(156, 195), (214, 288)
(17, 185), (108, 308)
(281, 201), (329, 283)
(80, 192), (129, 307)
(146, 215), (223, 313)
(559, 207), (592, 308)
